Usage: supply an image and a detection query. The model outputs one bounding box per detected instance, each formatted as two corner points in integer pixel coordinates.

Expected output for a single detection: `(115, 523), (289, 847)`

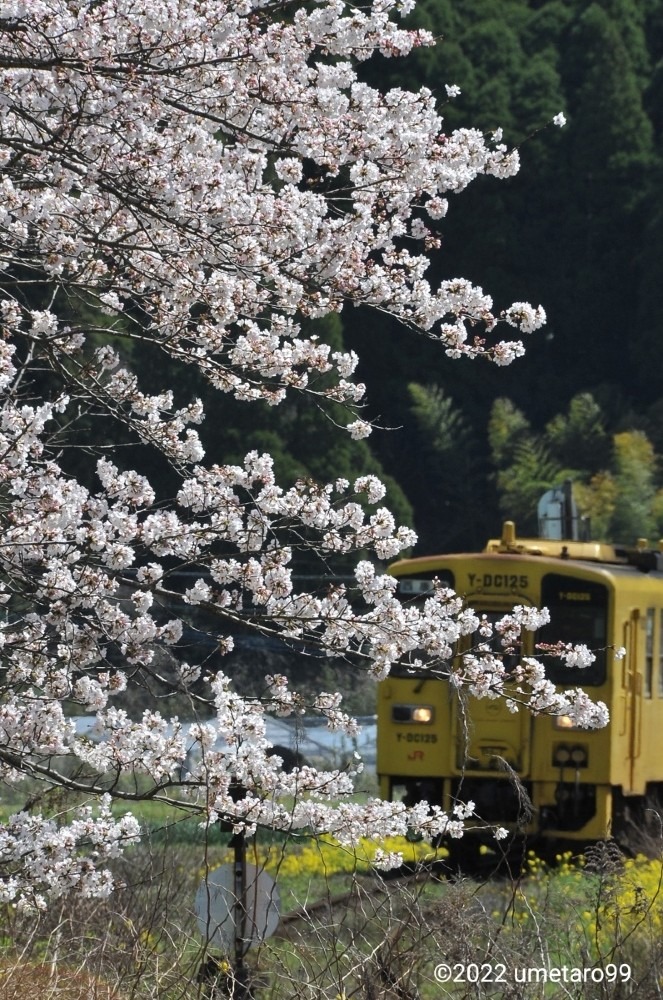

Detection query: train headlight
(391, 704), (434, 724)
(554, 715), (577, 730)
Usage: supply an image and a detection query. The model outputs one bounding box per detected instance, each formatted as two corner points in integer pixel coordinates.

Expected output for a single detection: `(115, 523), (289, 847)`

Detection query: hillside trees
(0, 0), (610, 910)
(405, 383), (487, 551)
(559, 2), (654, 387)
(343, 0), (662, 547)
(488, 393), (663, 543)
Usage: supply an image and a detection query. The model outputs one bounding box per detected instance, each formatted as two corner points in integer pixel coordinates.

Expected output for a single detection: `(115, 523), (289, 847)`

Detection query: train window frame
(537, 573), (608, 687)
(658, 610), (663, 698)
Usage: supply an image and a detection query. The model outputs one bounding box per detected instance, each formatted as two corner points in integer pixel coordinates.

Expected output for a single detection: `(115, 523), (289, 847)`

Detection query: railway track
(274, 852), (520, 933)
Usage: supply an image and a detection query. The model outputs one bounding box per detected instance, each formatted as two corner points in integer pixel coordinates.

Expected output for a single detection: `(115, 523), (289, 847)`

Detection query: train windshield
(390, 569), (455, 678)
(537, 573), (608, 686)
(394, 569), (454, 599)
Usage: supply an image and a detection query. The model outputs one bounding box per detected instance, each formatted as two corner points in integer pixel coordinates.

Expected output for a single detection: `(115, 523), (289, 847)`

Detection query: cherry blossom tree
(0, 0), (604, 910)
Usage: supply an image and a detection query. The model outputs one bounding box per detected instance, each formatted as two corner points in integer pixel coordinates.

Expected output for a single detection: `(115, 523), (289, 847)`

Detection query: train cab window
(395, 570), (454, 599)
(645, 608), (655, 699)
(390, 571), (456, 679)
(537, 574), (608, 686)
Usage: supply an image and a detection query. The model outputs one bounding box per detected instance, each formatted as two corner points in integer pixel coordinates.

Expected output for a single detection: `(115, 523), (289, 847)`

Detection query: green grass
(7, 774), (663, 997)
(4, 831), (663, 998)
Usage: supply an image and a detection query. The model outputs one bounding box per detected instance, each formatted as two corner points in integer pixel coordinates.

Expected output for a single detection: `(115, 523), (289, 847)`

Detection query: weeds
(3, 823), (663, 999)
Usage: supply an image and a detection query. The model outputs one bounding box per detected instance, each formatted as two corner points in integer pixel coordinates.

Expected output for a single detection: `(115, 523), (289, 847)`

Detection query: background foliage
(338, 0), (663, 551)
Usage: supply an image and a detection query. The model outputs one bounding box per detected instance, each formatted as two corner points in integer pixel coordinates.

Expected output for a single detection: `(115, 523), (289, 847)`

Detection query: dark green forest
(340, 0), (663, 554)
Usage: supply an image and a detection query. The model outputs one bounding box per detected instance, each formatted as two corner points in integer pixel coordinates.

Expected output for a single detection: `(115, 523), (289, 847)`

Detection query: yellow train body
(377, 525), (663, 848)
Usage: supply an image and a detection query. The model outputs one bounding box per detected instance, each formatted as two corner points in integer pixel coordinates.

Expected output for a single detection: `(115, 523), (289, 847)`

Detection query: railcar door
(450, 608), (533, 779)
(621, 609), (644, 794)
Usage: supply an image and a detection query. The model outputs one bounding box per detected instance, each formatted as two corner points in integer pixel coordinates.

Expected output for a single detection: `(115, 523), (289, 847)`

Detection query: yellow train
(377, 499), (663, 857)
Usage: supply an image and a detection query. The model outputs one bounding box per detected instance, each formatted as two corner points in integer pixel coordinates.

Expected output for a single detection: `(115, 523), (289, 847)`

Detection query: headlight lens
(412, 706), (433, 723)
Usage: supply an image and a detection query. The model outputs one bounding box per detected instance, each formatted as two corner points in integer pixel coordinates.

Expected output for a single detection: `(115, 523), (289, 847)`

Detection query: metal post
(232, 831), (248, 1000)
(563, 478), (574, 540)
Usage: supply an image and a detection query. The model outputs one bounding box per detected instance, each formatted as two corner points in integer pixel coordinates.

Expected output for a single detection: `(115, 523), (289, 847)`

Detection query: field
(3, 782), (663, 999)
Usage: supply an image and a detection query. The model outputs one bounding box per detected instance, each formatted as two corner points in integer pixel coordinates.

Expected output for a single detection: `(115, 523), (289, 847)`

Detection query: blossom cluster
(0, 0), (595, 905)
(0, 797), (140, 912)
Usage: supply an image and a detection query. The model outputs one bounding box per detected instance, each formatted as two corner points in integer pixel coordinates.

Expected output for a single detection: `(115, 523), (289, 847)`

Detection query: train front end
(377, 523), (624, 855)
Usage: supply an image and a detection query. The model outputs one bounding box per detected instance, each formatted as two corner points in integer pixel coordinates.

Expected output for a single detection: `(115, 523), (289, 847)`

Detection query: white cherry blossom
(0, 0), (601, 904)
